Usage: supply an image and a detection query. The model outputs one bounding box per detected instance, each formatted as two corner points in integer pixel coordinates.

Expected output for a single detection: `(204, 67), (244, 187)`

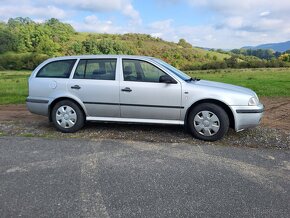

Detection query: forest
(0, 17), (289, 71)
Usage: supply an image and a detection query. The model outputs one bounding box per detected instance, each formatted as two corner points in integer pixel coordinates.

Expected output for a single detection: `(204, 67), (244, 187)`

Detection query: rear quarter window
(36, 59), (76, 78)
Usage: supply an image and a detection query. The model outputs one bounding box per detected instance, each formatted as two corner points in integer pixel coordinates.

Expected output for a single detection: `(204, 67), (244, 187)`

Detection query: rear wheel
(51, 100), (84, 133)
(188, 103), (229, 141)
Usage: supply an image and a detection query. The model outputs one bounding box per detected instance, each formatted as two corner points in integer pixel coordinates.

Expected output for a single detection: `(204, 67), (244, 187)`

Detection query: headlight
(248, 97), (259, 106)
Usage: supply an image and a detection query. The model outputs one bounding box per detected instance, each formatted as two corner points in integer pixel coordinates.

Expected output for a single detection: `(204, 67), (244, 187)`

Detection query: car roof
(48, 55), (156, 61)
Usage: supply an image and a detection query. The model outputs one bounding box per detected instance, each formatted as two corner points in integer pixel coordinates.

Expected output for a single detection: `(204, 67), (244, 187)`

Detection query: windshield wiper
(186, 77), (200, 82)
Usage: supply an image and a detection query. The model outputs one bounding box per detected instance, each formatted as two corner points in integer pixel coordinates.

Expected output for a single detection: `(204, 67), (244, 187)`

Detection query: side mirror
(159, 75), (177, 84)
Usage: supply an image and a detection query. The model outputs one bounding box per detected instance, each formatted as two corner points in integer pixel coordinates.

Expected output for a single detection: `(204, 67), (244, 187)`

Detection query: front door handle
(121, 87), (132, 92)
(71, 85), (81, 90)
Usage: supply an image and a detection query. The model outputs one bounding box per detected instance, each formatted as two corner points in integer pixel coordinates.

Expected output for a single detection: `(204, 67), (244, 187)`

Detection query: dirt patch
(0, 97), (289, 132)
(0, 98), (289, 149)
(260, 97), (290, 132)
(0, 104), (45, 122)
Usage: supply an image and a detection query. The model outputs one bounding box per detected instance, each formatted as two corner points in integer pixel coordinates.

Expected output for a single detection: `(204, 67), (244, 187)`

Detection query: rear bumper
(231, 104), (264, 131)
(26, 97), (49, 116)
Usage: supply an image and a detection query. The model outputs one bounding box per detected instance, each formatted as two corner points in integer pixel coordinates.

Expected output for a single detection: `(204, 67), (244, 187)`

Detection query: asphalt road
(0, 137), (289, 217)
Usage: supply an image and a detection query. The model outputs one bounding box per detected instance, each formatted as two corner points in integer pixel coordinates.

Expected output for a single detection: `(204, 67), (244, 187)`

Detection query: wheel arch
(185, 99), (235, 129)
(48, 97), (86, 122)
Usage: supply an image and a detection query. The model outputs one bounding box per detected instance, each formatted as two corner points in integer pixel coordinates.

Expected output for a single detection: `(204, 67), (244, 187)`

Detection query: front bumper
(230, 104), (265, 131)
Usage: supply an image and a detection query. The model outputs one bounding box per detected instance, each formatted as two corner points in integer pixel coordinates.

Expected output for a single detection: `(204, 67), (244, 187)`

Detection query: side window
(140, 61), (167, 83)
(122, 60), (138, 81)
(122, 59), (169, 83)
(74, 59), (116, 80)
(36, 60), (76, 78)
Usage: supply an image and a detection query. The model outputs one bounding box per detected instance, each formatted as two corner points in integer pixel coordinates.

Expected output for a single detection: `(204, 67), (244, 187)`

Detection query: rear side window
(74, 59), (117, 80)
(36, 60), (76, 78)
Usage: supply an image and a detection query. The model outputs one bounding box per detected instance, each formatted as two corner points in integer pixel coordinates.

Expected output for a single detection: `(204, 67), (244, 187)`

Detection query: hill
(242, 40), (290, 52)
(69, 32), (231, 69)
(0, 17), (232, 71)
(0, 17), (288, 70)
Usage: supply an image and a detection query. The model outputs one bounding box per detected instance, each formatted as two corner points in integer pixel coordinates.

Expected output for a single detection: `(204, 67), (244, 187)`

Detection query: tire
(188, 103), (229, 141)
(51, 100), (85, 133)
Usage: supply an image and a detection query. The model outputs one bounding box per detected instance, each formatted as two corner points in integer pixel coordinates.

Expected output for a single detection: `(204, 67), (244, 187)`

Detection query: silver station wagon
(27, 55), (264, 141)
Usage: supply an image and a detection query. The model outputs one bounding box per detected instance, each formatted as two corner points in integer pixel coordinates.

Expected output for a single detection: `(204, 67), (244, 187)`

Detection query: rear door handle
(71, 85), (81, 90)
(121, 87), (132, 92)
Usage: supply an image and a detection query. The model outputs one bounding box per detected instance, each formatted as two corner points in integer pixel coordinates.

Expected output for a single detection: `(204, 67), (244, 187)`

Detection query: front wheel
(51, 100), (85, 133)
(188, 103), (229, 141)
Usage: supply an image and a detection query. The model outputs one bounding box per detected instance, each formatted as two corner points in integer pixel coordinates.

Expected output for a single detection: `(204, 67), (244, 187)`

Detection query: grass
(0, 70), (30, 104)
(187, 68), (290, 96)
(0, 68), (289, 105)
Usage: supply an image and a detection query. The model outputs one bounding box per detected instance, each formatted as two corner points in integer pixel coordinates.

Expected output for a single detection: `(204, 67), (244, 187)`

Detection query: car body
(27, 55), (264, 141)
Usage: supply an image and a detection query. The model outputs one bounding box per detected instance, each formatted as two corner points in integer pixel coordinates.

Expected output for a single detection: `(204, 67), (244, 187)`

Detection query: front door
(120, 59), (182, 120)
(68, 58), (120, 117)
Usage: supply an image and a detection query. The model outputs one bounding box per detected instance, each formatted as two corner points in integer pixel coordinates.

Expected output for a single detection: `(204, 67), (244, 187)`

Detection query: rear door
(120, 59), (182, 120)
(68, 58), (120, 117)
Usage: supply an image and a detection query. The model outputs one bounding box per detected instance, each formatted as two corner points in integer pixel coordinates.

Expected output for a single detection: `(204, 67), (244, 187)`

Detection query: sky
(0, 0), (290, 49)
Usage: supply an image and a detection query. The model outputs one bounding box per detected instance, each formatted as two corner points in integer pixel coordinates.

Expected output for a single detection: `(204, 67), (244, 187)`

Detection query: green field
(0, 71), (30, 104)
(188, 68), (290, 96)
(0, 68), (289, 104)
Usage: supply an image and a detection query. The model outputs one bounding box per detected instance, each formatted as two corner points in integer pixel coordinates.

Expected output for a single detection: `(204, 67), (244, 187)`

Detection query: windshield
(153, 58), (191, 81)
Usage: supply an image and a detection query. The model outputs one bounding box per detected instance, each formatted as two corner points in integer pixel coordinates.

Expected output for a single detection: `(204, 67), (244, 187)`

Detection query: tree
(225, 56), (238, 68)
(178, 39), (192, 48)
(7, 17), (34, 27)
(279, 53), (290, 62)
(0, 29), (17, 53)
(35, 35), (60, 56)
(45, 18), (75, 43)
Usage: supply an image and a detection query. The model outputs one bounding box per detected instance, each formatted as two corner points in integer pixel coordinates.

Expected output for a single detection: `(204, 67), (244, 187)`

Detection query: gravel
(0, 120), (289, 149)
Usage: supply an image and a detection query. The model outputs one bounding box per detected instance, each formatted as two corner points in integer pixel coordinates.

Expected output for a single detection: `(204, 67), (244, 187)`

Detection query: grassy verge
(0, 68), (289, 104)
(187, 68), (290, 96)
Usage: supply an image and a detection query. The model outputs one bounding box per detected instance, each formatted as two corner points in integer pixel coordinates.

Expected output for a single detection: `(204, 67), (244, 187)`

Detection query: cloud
(147, 19), (178, 40)
(54, 0), (123, 12)
(70, 14), (143, 34)
(121, 3), (142, 25)
(142, 15), (289, 49)
(187, 0), (290, 31)
(0, 0), (141, 25)
(260, 11), (270, 17)
(71, 15), (122, 33)
(224, 17), (244, 29)
(149, 19), (174, 31)
(183, 0), (290, 47)
(0, 0), (289, 49)
(54, 0), (141, 24)
(0, 5), (66, 20)
(187, 0), (290, 16)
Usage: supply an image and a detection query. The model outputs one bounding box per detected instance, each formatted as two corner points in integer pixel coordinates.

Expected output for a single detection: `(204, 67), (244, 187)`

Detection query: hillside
(68, 32), (231, 69)
(242, 40), (290, 52)
(0, 17), (288, 70)
(0, 17), (232, 71)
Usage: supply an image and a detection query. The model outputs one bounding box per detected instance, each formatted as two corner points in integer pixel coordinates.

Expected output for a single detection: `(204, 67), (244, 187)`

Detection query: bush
(0, 52), (49, 70)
